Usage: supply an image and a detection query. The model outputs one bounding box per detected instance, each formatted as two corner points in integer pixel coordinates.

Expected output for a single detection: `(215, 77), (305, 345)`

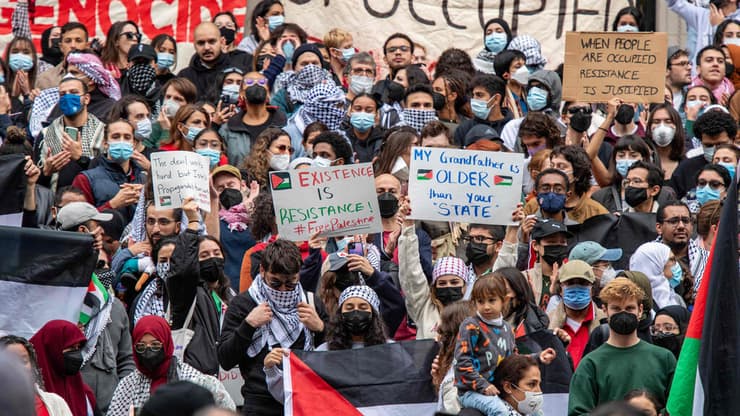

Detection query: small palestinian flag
(159, 195), (172, 206)
(416, 169), (433, 181)
(79, 273), (109, 325)
(271, 171), (292, 190)
(494, 175), (513, 186)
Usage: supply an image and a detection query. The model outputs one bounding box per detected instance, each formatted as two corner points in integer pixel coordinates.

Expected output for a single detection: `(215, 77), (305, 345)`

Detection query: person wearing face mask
(130, 237), (177, 325)
(492, 355), (546, 416)
(670, 109), (735, 198)
(71, 119), (146, 222)
(120, 44), (161, 109)
(644, 103), (686, 181)
(309, 131), (353, 168)
(685, 164), (731, 212)
(322, 28), (355, 83)
(107, 316), (235, 416)
(344, 52), (377, 103)
(568, 241), (623, 302)
(473, 18), (512, 74)
(621, 161), (664, 214)
(271, 44), (332, 117)
(213, 11), (253, 72)
(454, 74), (512, 147)
(547, 260), (606, 369)
(568, 279), (676, 416)
(507, 35), (547, 74)
(525, 219), (572, 311)
(629, 241), (686, 309)
(493, 50), (529, 119)
(283, 82), (347, 158)
(29, 320), (99, 416)
(342, 93), (383, 163)
(651, 305), (690, 359)
(159, 104), (210, 152)
(604, 101), (645, 145)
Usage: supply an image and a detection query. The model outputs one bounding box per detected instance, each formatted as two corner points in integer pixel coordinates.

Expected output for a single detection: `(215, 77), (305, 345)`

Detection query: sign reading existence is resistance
(408, 147), (524, 225)
(269, 163), (382, 241)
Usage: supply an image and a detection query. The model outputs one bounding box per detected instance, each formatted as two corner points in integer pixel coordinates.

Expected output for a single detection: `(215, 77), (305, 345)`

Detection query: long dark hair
(101, 21), (139, 66)
(644, 103), (686, 162)
(326, 303), (388, 351)
(4, 37), (38, 96)
(493, 354), (539, 401)
(496, 267), (537, 326)
(608, 135), (653, 188)
(433, 300), (473, 390)
(250, 192), (276, 241)
(0, 335), (44, 390)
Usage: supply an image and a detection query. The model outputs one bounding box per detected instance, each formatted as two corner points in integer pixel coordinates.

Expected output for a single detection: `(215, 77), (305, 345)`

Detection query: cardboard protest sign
(150, 151), (211, 213)
(269, 163), (382, 241)
(408, 147), (524, 225)
(562, 31), (668, 103)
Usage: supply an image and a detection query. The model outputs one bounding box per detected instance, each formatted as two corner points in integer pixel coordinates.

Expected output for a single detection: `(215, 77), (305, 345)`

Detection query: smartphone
(347, 242), (364, 256)
(64, 126), (79, 140)
(220, 92), (239, 105)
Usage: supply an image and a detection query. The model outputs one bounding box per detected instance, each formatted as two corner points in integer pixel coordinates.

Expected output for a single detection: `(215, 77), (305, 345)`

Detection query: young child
(454, 275), (555, 416)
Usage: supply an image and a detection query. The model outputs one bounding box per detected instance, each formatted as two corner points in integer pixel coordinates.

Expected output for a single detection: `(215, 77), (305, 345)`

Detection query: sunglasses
(134, 342), (163, 353)
(244, 78), (268, 86)
(267, 278), (298, 290)
(274, 144), (295, 154)
(120, 32), (142, 41)
(697, 179), (724, 189)
(567, 106), (592, 114)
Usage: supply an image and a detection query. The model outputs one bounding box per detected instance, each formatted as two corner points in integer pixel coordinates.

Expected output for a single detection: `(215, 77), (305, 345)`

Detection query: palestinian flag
(416, 169), (433, 181)
(79, 273), (110, 325)
(0, 154), (27, 227)
(666, 176), (740, 415)
(271, 171), (292, 190)
(0, 226), (96, 338)
(494, 175), (513, 186)
(284, 340), (438, 415)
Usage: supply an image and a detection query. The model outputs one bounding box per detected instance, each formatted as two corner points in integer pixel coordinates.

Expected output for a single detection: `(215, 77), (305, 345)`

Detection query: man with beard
(179, 22), (235, 100)
(665, 46), (692, 111)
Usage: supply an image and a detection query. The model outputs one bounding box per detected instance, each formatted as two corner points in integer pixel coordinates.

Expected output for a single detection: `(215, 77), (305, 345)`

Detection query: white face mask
(651, 123), (676, 147)
(311, 156), (334, 168)
(600, 266), (618, 288)
(513, 385), (544, 415)
(269, 153), (290, 170)
(511, 66), (530, 85)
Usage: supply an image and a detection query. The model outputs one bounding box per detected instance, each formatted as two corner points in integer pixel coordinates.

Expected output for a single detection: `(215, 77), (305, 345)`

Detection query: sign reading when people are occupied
(408, 147), (524, 225)
(151, 151), (211, 213)
(562, 31), (668, 103)
(269, 163), (382, 241)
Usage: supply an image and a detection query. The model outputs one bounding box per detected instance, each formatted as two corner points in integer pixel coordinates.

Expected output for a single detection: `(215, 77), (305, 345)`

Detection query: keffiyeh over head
(338, 285), (381, 313)
(507, 35), (547, 68)
(285, 64), (335, 104)
(433, 256), (473, 284)
(299, 82), (347, 131)
(66, 52), (122, 100)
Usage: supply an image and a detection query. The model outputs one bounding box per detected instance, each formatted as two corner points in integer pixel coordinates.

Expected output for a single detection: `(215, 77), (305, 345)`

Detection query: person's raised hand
(131, 150), (151, 172)
(255, 16), (271, 42)
(297, 302), (324, 332)
(553, 327), (571, 345)
(158, 107), (171, 130)
(246, 302), (273, 328)
(61, 132), (82, 161)
(90, 225), (104, 251)
(182, 196), (200, 223)
(606, 97), (622, 120)
(511, 202), (524, 224)
(128, 239), (151, 256)
(43, 148), (72, 176)
(710, 3), (725, 26)
(307, 231), (326, 250)
(347, 254), (374, 277)
(245, 180), (260, 205)
(109, 183), (141, 209)
(263, 347), (288, 369)
(24, 156), (40, 186)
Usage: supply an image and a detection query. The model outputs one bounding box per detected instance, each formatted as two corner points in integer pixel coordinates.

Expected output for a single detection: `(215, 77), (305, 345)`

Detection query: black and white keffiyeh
(298, 82), (347, 131)
(127, 63), (157, 96)
(246, 275), (313, 357)
(507, 35), (547, 68)
(338, 285), (380, 313)
(133, 275), (167, 325)
(401, 109), (438, 133)
(283, 64), (335, 104)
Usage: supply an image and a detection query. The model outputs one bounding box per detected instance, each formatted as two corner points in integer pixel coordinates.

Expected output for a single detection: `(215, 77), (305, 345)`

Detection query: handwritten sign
(269, 163), (382, 241)
(218, 366), (244, 406)
(408, 147), (524, 225)
(562, 31), (668, 103)
(150, 151), (211, 213)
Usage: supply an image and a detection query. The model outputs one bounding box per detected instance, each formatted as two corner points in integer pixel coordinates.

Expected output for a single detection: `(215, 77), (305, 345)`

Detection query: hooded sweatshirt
(178, 52), (233, 100)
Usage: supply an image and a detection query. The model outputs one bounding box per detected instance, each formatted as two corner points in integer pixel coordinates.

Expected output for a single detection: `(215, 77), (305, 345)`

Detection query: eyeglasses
(697, 179), (725, 190)
(267, 278), (299, 290)
(463, 235), (496, 244)
(351, 68), (375, 77)
(147, 218), (175, 227)
(243, 78), (268, 86)
(670, 60), (691, 67)
(662, 216), (691, 226)
(120, 32), (142, 41)
(567, 106), (592, 114)
(386, 45), (410, 54)
(650, 324), (678, 335)
(96, 260), (109, 269)
(273, 144), (295, 154)
(134, 341), (163, 353)
(622, 178), (646, 187)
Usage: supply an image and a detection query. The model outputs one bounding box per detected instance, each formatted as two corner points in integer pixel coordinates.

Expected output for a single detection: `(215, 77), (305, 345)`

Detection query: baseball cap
(530, 219), (572, 240)
(464, 124), (501, 147)
(211, 164), (242, 181)
(327, 252), (349, 272)
(569, 241), (622, 265)
(558, 259), (595, 284)
(57, 202), (113, 231)
(127, 43), (156, 63)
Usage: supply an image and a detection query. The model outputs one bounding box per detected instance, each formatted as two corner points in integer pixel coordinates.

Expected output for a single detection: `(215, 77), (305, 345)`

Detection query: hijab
(29, 320), (96, 416)
(629, 242), (680, 309)
(655, 305), (690, 334)
(132, 316), (174, 393)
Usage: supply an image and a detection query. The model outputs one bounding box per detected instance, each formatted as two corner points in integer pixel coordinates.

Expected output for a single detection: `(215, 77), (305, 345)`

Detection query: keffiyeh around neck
(66, 52), (122, 100)
(401, 108), (437, 133)
(246, 274), (312, 357)
(219, 203), (250, 232)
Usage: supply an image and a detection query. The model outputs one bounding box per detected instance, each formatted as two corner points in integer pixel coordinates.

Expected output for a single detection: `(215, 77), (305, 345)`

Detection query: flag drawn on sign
(416, 169), (433, 180)
(159, 196), (172, 206)
(271, 172), (292, 190)
(494, 175), (513, 186)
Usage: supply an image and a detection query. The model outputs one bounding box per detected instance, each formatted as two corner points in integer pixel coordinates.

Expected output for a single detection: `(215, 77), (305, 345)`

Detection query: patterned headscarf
(285, 64), (335, 104)
(299, 82), (347, 131)
(338, 285), (381, 313)
(507, 35), (547, 68)
(66, 52), (122, 100)
(433, 256), (473, 285)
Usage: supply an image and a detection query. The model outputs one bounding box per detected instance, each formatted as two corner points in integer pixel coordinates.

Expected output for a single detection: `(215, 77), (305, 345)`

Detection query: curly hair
(693, 109), (737, 141)
(433, 69), (471, 117)
(435, 48), (475, 77)
(432, 300), (473, 390)
(550, 145), (592, 196)
(326, 303), (389, 351)
(249, 191), (276, 241)
(518, 112), (562, 149)
(241, 127), (289, 187)
(312, 131), (353, 164)
(600, 278), (645, 306)
(0, 335), (44, 389)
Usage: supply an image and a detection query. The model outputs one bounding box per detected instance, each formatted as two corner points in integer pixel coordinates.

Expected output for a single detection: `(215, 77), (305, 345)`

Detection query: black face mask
(435, 286), (464, 305)
(245, 84), (267, 104)
(136, 347), (166, 372)
(63, 350), (83, 376)
(334, 271), (358, 292)
(377, 192), (399, 218)
(341, 310), (373, 335)
(45, 38), (64, 64)
(608, 311), (639, 335)
(219, 188), (243, 209)
(624, 186), (649, 207)
(615, 104), (635, 125)
(727, 62), (735, 78)
(386, 81), (405, 103)
(542, 245), (568, 266)
(466, 242), (492, 266)
(569, 111), (592, 133)
(199, 257), (225, 282)
(219, 27), (236, 45)
(432, 92), (446, 111)
(652, 332), (683, 358)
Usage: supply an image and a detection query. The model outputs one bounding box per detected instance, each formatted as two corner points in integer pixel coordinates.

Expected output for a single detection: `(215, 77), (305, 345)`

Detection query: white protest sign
(269, 163), (382, 241)
(150, 151), (211, 213)
(408, 147), (524, 225)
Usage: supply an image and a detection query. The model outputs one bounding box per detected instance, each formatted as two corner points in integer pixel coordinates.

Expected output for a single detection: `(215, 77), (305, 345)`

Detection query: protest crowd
(2, 0), (740, 415)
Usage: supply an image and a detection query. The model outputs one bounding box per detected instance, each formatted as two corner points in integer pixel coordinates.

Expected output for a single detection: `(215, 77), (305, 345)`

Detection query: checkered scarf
(42, 113), (105, 157)
(133, 275), (167, 326)
(400, 109), (437, 133)
(29, 87), (60, 138)
(655, 236), (708, 296)
(127, 63), (157, 96)
(433, 256), (473, 284)
(246, 274), (312, 357)
(507, 35), (547, 67)
(67, 52), (122, 100)
(338, 285), (380, 313)
(298, 82), (347, 131)
(284, 64), (335, 104)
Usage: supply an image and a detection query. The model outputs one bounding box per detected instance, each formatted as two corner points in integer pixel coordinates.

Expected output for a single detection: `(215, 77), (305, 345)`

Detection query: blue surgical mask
(156, 52), (175, 70)
(268, 15), (285, 31)
(669, 262), (683, 288)
(562, 285), (592, 310)
(484, 33), (507, 53)
(59, 93), (83, 117)
(695, 184), (721, 205)
(617, 24), (639, 33)
(341, 48), (355, 62)
(526, 86), (549, 111)
(108, 142), (134, 162)
(283, 41), (295, 61)
(9, 53), (34, 72)
(686, 100), (704, 112)
(470, 97), (493, 120)
(350, 112), (375, 132)
(719, 162), (736, 181)
(184, 126), (204, 143)
(616, 159), (637, 177)
(196, 148), (221, 168)
(703, 145), (716, 162)
(537, 192), (566, 214)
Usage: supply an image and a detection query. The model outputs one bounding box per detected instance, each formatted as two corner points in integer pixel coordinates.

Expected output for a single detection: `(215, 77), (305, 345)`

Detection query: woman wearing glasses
(101, 21), (141, 81)
(684, 164), (732, 213)
(651, 305), (690, 359)
(240, 127), (294, 187)
(106, 316), (235, 416)
(219, 71), (287, 166)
